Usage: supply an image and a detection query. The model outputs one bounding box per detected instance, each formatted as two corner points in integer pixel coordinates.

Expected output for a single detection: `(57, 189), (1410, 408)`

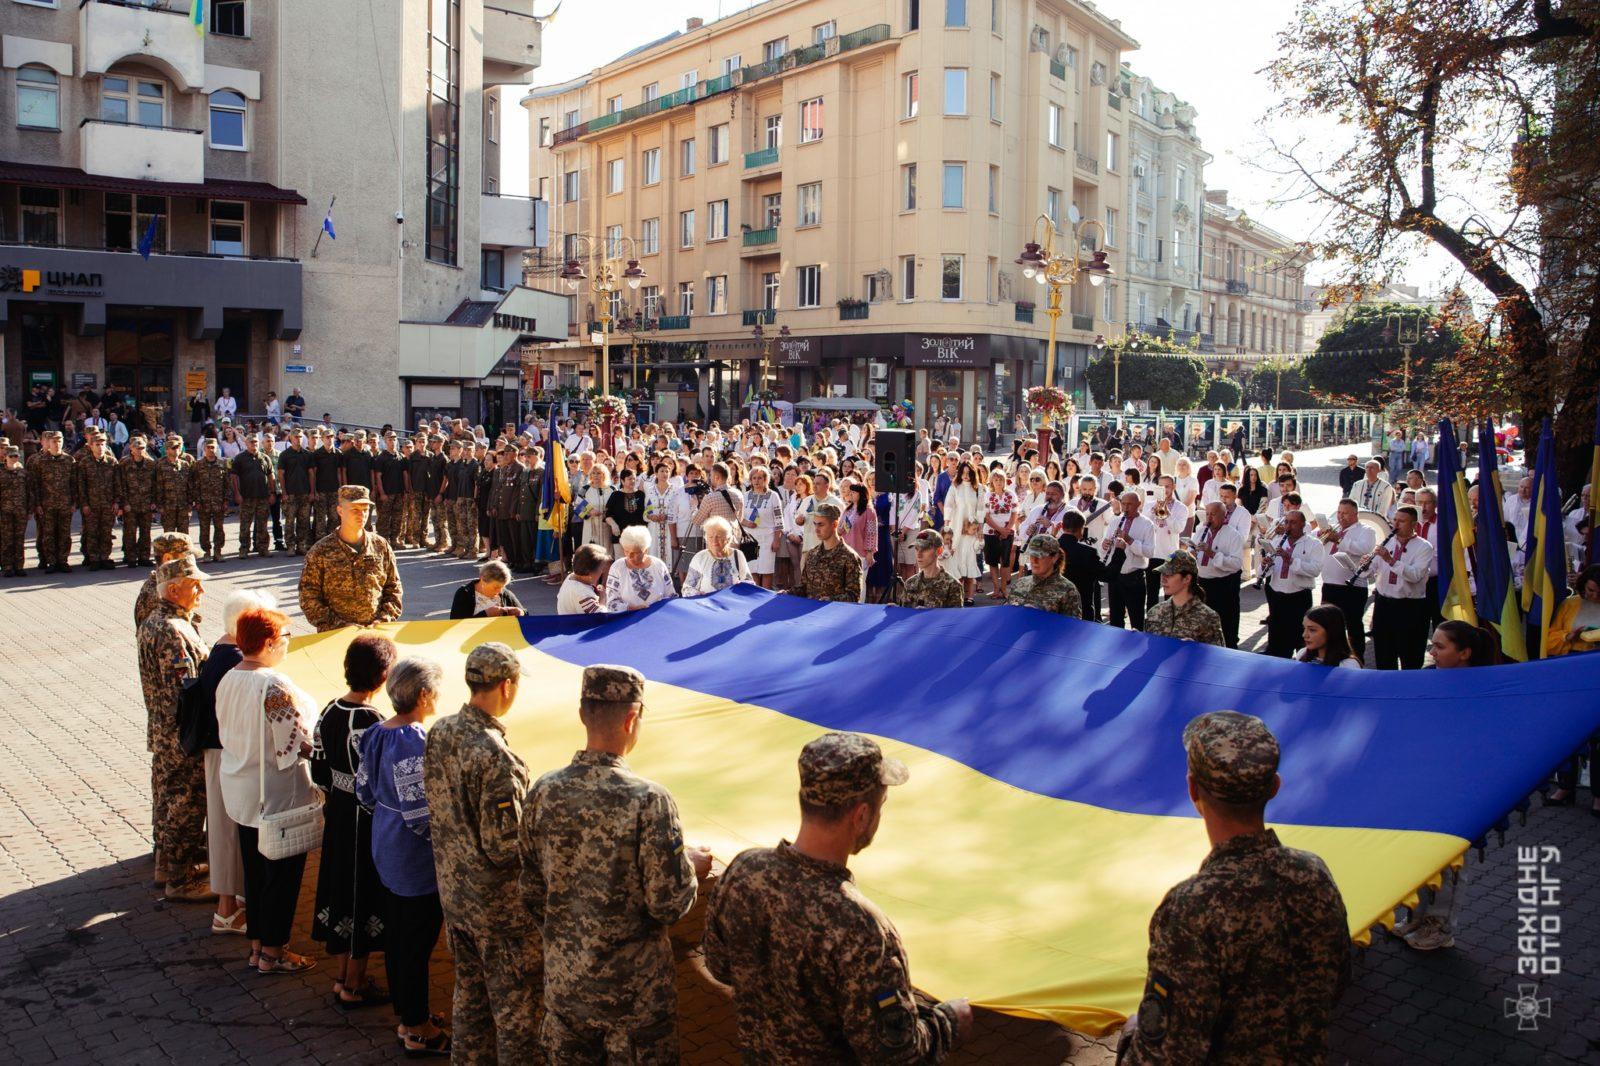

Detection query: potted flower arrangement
(590, 393), (629, 421)
(837, 296), (869, 321)
(1025, 384), (1073, 425)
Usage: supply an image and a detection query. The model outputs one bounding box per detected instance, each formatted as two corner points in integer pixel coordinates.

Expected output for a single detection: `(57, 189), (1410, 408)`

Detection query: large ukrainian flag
(281, 588), (1600, 1034)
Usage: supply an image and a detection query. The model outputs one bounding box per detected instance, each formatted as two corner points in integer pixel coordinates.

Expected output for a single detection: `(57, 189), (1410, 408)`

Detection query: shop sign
(184, 371), (208, 395)
(903, 333), (991, 368)
(772, 336), (820, 367)
(0, 265), (106, 297)
(71, 372), (97, 390)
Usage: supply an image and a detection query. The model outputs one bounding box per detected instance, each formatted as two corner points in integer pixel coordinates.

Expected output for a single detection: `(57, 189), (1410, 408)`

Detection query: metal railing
(741, 227), (778, 247)
(0, 237), (299, 263)
(742, 309), (775, 326)
(1226, 279), (1250, 295)
(80, 116), (202, 136)
(83, 0), (191, 15)
(1071, 312), (1094, 331)
(1049, 59), (1067, 80)
(657, 315), (691, 330)
(1075, 152), (1098, 174)
(744, 145), (779, 169)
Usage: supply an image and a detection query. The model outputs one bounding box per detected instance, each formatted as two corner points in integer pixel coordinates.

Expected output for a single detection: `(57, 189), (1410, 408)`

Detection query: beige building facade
(1199, 188), (1311, 372)
(0, 0), (562, 431)
(523, 0), (1136, 436)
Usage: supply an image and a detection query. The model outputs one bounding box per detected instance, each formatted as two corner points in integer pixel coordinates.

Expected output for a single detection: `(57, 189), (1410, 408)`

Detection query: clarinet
(1256, 533), (1289, 590)
(1352, 533), (1398, 581)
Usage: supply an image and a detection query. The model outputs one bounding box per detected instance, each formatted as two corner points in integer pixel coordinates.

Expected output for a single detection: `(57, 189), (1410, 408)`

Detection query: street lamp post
(1015, 211), (1113, 456)
(1384, 311), (1425, 406)
(751, 320), (790, 412)
(559, 236), (646, 453)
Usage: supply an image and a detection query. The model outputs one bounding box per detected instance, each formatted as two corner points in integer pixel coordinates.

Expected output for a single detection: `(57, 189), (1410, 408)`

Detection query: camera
(683, 481), (710, 497)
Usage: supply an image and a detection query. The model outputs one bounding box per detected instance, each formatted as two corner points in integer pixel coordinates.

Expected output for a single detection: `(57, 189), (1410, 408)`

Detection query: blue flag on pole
(1475, 422), (1526, 661)
(1433, 420), (1477, 625)
(322, 211), (337, 241)
(136, 215), (159, 260)
(1520, 418), (1568, 658)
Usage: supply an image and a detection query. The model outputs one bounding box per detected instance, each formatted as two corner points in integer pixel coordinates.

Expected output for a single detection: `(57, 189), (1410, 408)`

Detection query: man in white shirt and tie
(1502, 475), (1534, 544)
(1194, 501), (1246, 648)
(1142, 475), (1190, 608)
(1318, 498), (1378, 661)
(1099, 491), (1155, 631)
(1354, 459), (1396, 516)
(1264, 510), (1326, 658)
(1022, 480), (1070, 540)
(1414, 488), (1442, 624)
(1215, 482), (1254, 541)
(1369, 505), (1436, 670)
(1069, 475), (1111, 544)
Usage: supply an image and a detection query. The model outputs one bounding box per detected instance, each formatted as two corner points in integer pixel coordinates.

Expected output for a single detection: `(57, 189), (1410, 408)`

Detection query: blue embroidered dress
(356, 722), (437, 898)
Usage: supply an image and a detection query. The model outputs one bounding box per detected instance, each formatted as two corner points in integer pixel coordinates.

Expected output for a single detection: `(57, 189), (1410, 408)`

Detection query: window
(987, 256), (998, 302)
(813, 21), (836, 43)
(1172, 229), (1183, 269)
(606, 158), (624, 194)
(19, 187), (61, 246)
(209, 200), (246, 255)
(1135, 221), (1149, 259)
(563, 108), (581, 129)
(721, 55), (742, 76)
(764, 114), (782, 149)
(865, 272), (887, 302)
(800, 97), (824, 143)
(708, 200), (728, 240)
(797, 182), (822, 226)
(680, 137), (696, 175)
(1045, 187), (1061, 227)
(797, 265), (821, 308)
(487, 93), (498, 143)
(563, 169), (579, 202)
(941, 255), (963, 300)
(708, 275), (727, 315)
(563, 232), (580, 261)
(678, 281), (695, 316)
(212, 0), (246, 37)
(989, 74), (1001, 121)
(1104, 207), (1118, 247)
(481, 248), (505, 290)
(941, 163), (965, 209)
(537, 117), (551, 147)
(991, 0), (1001, 32)
(903, 71), (919, 118)
(641, 285), (661, 318)
(641, 217), (660, 255)
(102, 76), (165, 126)
(105, 193), (166, 253)
(901, 255), (917, 300)
(208, 90), (247, 149)
(763, 38), (789, 62)
(1105, 130), (1120, 171)
(16, 66), (58, 129)
(763, 271), (781, 311)
(709, 124), (729, 164)
(1048, 104), (1063, 147)
(607, 289), (623, 321)
(679, 210), (695, 247)
(1137, 292), (1149, 324)
(1155, 237), (1164, 262)
(907, 0), (921, 31)
(1104, 284), (1118, 322)
(606, 95), (622, 114)
(1176, 164), (1189, 201)
(426, 0), (460, 264)
(987, 165), (999, 213)
(901, 163), (917, 210)
(946, 0), (966, 26)
(681, 70), (699, 90)
(760, 193), (781, 228)
(642, 147), (661, 184)
(943, 68), (967, 115)
(642, 82), (659, 103)
(605, 224), (623, 258)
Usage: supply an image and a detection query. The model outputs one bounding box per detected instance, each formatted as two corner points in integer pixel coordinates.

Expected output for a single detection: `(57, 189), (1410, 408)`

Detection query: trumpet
(1153, 500), (1170, 521)
(1318, 524), (1346, 546)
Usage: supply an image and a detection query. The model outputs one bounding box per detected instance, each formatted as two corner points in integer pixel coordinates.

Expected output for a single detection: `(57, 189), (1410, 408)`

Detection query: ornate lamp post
(559, 235), (646, 453)
(751, 320), (790, 411)
(1015, 210), (1113, 456)
(1382, 311), (1427, 408)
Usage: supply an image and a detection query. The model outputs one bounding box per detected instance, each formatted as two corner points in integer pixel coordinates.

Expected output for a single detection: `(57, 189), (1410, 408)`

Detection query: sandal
(333, 979), (391, 1011)
(399, 1029), (452, 1058)
(245, 950), (260, 971)
(211, 910), (248, 936)
(257, 950), (317, 975)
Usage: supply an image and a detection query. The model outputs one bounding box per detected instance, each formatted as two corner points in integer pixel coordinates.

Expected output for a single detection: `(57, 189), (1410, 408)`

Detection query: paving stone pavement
(2, 441), (1595, 1065)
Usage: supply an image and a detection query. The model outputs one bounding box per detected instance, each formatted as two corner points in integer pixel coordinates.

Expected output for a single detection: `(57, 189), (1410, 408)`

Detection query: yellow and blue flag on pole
(1433, 420), (1477, 625)
(1474, 422), (1526, 661)
(191, 0), (205, 36)
(1588, 401), (1600, 567)
(1520, 417), (1569, 658)
(281, 589), (1600, 1032)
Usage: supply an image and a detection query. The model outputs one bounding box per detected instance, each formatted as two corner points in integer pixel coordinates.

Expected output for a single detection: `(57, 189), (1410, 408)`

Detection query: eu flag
(1474, 422), (1526, 661)
(136, 215), (159, 261)
(1433, 420), (1477, 625)
(1520, 417), (1569, 657)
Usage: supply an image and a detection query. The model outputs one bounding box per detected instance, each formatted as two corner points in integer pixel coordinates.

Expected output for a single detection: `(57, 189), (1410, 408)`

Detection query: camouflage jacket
(116, 454), (158, 508)
(74, 452), (119, 510)
(703, 842), (960, 1064)
(187, 456), (231, 509)
(0, 463), (29, 515)
(518, 750), (697, 1026)
(155, 457), (192, 510)
(1006, 573), (1084, 617)
(1143, 597), (1225, 646)
(422, 703), (536, 936)
(25, 451), (75, 510)
(1121, 829), (1351, 1065)
(134, 572), (162, 631)
(296, 530), (403, 632)
(136, 599), (208, 753)
(900, 569), (964, 609)
(795, 542), (863, 604)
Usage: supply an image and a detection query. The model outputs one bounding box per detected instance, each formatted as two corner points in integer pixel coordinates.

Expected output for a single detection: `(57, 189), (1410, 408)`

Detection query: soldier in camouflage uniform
(519, 665), (712, 1063)
(1142, 551), (1226, 646)
(136, 555), (212, 901)
(74, 432), (120, 570)
(792, 502), (863, 603)
(1118, 711), (1351, 1064)
(297, 486), (402, 632)
(375, 432), (407, 542)
(277, 430), (315, 553)
(26, 429), (76, 572)
(134, 533), (195, 630)
(899, 530), (964, 609)
(703, 732), (971, 1061)
(116, 435), (158, 567)
(154, 434), (193, 535)
(311, 428), (343, 540)
(403, 434), (433, 549)
(1006, 534), (1084, 617)
(230, 433), (276, 558)
(0, 445), (28, 576)
(187, 436), (231, 562)
(449, 441), (481, 560)
(421, 643), (541, 1065)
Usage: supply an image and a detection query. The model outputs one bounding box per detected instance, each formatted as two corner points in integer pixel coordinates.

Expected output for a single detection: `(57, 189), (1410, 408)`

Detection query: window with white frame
(797, 265), (821, 308)
(680, 209), (695, 247)
(1135, 221), (1149, 259)
(813, 20), (836, 43)
(1173, 229), (1183, 269)
(606, 158), (624, 194)
(763, 38), (789, 62)
(17, 66), (58, 129)
(762, 271), (781, 310)
(988, 165), (999, 213)
(642, 147), (661, 184)
(989, 73), (1001, 121)
(708, 200), (729, 240)
(102, 75), (165, 126)
(209, 200), (246, 255)
(641, 285), (661, 318)
(865, 272), (887, 302)
(641, 217), (659, 254)
(764, 114), (782, 149)
(1176, 164), (1188, 201)
(799, 97), (824, 142)
(563, 169), (579, 202)
(104, 193), (166, 252)
(678, 281), (695, 316)
(1105, 207), (1118, 247)
(19, 186), (61, 246)
(941, 255), (963, 300)
(721, 55), (742, 76)
(946, 0), (966, 27)
(901, 255), (917, 300)
(607, 289), (622, 321)
(605, 224), (623, 258)
(1137, 292), (1148, 324)
(903, 71), (919, 118)
(901, 163), (917, 210)
(1048, 103), (1063, 147)
(709, 124), (729, 164)
(209, 90), (246, 149)
(487, 94), (498, 143)
(606, 95), (622, 114)
(708, 275), (727, 315)
(1105, 130), (1120, 171)
(1103, 283), (1118, 322)
(643, 82), (659, 102)
(211, 0), (246, 36)
(681, 70), (698, 90)
(563, 108), (581, 129)
(760, 193), (781, 228)
(1045, 187), (1062, 227)
(942, 163), (965, 209)
(943, 68), (967, 115)
(680, 137), (696, 175)
(797, 182), (821, 226)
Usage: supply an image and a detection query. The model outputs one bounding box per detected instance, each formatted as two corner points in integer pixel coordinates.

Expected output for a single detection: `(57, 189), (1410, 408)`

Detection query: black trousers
(1264, 587), (1312, 657)
(1107, 571), (1146, 631)
(269, 500), (284, 544)
(1425, 576), (1442, 626)
(386, 891), (443, 1027)
(988, 428), (1000, 451)
(1372, 594), (1430, 670)
(1321, 582), (1370, 661)
(236, 825), (308, 949)
(1199, 572), (1242, 648)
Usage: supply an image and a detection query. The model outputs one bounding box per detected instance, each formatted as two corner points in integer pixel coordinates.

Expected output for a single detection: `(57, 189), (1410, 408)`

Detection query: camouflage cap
(812, 502), (842, 521)
(153, 532), (192, 557)
(1183, 711), (1280, 805)
(5, 446), (20, 457)
(201, 436), (218, 448)
(337, 484), (373, 505)
(1024, 533), (1063, 558)
(581, 664), (645, 705)
(911, 529), (943, 550)
(42, 429), (63, 440)
(799, 732), (908, 807)
(1158, 550), (1199, 578)
(464, 642), (521, 686)
(155, 555), (207, 584)
(166, 433), (183, 443)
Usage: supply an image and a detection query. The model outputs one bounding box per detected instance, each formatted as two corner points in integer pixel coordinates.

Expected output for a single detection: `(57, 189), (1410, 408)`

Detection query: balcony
(1108, 91), (1123, 111)
(480, 192), (536, 250)
(1071, 313), (1095, 332)
(81, 118), (203, 184)
(483, 3), (544, 86)
(839, 301), (869, 321)
(742, 309), (776, 326)
(657, 315), (691, 330)
(1014, 305), (1035, 323)
(81, 0), (204, 91)
(1050, 59), (1067, 80)
(1075, 152), (1099, 176)
(741, 227), (779, 253)
(1226, 279), (1250, 295)
(744, 145), (780, 170)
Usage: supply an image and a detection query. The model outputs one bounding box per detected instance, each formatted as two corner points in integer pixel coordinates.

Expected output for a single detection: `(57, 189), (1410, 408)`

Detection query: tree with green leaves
(1203, 376), (1244, 410)
(1086, 331), (1207, 410)
(1244, 360), (1322, 409)
(1303, 302), (1463, 408)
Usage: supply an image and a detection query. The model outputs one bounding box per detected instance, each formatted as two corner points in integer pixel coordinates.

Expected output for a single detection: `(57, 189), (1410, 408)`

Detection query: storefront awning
(0, 160), (307, 205)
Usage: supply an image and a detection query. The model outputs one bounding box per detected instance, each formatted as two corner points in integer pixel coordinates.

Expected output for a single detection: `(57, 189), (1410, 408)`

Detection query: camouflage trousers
(0, 510), (25, 569)
(79, 506), (116, 563)
(401, 493), (423, 546)
(160, 503), (191, 534)
(452, 498), (479, 557)
(377, 495), (403, 541)
(196, 506), (226, 557)
(121, 505), (152, 564)
(540, 1010), (679, 1066)
(283, 494), (313, 552)
(36, 506), (74, 568)
(314, 491), (338, 540)
(150, 726), (208, 876)
(238, 498), (271, 556)
(423, 496), (451, 551)
(447, 926), (544, 1066)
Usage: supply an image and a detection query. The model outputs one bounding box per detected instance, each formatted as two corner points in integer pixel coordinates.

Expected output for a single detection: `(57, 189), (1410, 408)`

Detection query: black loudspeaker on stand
(875, 429), (915, 494)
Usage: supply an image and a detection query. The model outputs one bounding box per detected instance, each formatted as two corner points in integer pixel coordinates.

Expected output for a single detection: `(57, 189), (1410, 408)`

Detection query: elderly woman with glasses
(682, 515), (753, 597)
(605, 525), (678, 612)
(449, 560), (526, 619)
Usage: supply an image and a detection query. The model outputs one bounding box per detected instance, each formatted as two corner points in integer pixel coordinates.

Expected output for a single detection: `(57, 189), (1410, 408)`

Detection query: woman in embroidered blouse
(310, 633), (396, 1011)
(982, 467), (1018, 600)
(605, 525), (678, 612)
(683, 516), (753, 597)
(357, 656), (450, 1058)
(604, 469), (648, 560)
(581, 463), (614, 553)
(781, 473), (814, 588)
(739, 465), (783, 588)
(215, 606), (320, 975)
(839, 481), (879, 563)
(644, 461), (677, 561)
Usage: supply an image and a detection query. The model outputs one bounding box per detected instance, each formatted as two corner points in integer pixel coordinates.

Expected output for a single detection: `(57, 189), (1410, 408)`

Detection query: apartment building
(1199, 189), (1312, 370)
(1118, 64), (1210, 345)
(523, 0), (1136, 432)
(0, 0), (562, 430)
(1302, 281), (1434, 349)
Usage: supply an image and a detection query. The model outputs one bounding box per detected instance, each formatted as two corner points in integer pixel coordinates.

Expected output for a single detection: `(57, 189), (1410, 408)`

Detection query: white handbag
(256, 698), (324, 861)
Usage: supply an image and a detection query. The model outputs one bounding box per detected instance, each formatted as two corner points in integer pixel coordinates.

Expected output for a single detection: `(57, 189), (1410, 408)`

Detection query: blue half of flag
(136, 215), (159, 260)
(322, 213), (337, 240)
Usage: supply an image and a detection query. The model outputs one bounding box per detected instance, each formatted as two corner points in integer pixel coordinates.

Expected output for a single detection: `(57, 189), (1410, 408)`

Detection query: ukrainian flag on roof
(281, 588), (1600, 1033)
